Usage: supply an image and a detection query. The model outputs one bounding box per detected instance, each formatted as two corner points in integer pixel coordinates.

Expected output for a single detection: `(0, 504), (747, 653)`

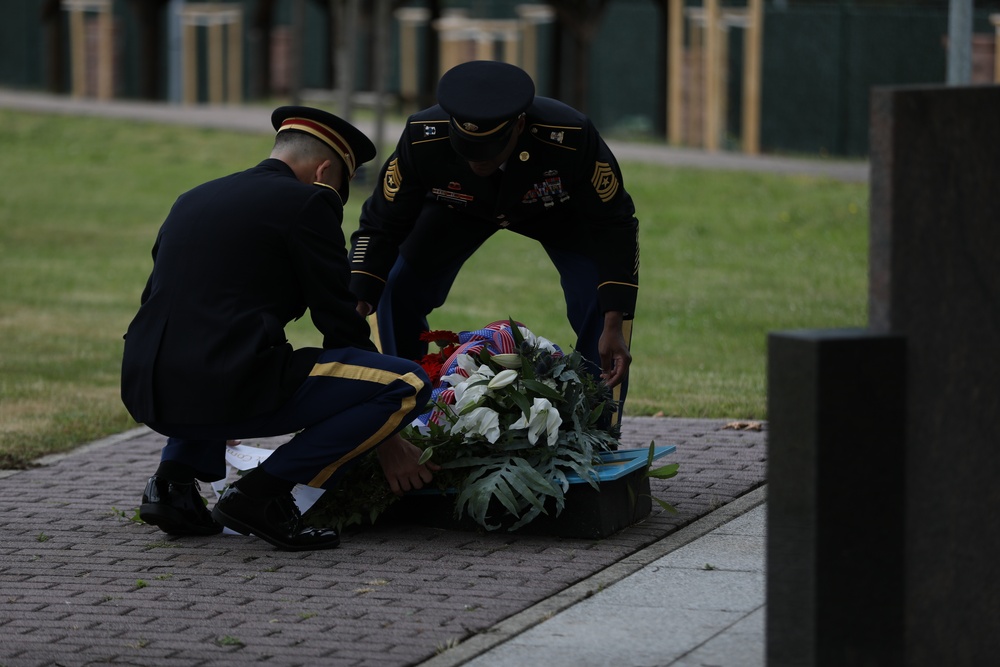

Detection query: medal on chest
(522, 170), (569, 208)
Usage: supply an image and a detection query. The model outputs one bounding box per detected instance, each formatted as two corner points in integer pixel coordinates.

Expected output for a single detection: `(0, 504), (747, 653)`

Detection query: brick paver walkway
(0, 417), (766, 666)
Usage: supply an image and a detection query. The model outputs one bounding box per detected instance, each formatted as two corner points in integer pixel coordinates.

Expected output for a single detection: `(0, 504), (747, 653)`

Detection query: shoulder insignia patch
(591, 161), (619, 203)
(383, 157), (402, 202)
(528, 124), (580, 150)
(410, 119), (450, 144)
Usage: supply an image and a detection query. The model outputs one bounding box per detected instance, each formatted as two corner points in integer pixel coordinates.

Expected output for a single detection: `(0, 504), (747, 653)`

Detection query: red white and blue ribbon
(418, 321), (562, 426)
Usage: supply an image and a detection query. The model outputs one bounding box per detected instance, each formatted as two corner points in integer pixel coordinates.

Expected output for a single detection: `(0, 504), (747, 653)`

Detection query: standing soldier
(350, 61), (639, 419)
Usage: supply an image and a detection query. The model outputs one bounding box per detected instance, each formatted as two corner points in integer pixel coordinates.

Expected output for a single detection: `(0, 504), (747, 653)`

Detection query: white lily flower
(453, 406), (501, 443)
(455, 353), (480, 375)
(454, 381), (489, 411)
(487, 369), (519, 390)
(491, 353), (522, 369)
(516, 326), (558, 355)
(536, 336), (560, 354)
(517, 326), (538, 346)
(442, 355), (493, 388)
(510, 397), (562, 446)
(439, 371), (466, 388)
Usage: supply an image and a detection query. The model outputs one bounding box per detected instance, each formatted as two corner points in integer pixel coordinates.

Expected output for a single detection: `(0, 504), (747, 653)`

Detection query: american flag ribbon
(417, 321), (562, 426)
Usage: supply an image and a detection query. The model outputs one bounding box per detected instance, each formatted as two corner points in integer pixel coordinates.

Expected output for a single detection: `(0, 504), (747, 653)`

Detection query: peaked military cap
(437, 61), (535, 161)
(272, 106), (377, 201)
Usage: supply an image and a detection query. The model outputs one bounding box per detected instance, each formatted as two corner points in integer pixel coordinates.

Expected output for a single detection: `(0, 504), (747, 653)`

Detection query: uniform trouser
(375, 208), (631, 420)
(147, 347), (431, 487)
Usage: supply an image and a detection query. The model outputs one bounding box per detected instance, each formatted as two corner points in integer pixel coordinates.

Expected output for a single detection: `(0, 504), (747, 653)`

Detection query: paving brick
(0, 417), (767, 665)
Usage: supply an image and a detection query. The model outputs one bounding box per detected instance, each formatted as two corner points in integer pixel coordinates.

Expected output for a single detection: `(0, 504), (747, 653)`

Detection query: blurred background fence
(2, 0), (999, 156)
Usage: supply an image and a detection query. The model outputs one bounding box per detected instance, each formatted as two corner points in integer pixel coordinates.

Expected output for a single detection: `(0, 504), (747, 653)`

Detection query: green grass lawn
(0, 109), (869, 468)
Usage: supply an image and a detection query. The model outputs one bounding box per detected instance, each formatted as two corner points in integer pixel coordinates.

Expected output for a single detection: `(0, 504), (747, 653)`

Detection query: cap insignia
(462, 122), (479, 132)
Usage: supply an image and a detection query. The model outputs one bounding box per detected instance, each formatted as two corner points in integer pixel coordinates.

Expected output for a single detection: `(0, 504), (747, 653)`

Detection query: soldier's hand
(598, 313), (632, 388)
(376, 434), (440, 495)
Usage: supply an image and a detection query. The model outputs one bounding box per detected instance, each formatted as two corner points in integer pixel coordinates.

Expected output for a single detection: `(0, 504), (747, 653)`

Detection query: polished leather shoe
(139, 476), (222, 536)
(212, 487), (340, 551)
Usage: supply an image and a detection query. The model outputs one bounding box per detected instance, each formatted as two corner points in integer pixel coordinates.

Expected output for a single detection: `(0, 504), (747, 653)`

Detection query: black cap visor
(449, 120), (516, 162)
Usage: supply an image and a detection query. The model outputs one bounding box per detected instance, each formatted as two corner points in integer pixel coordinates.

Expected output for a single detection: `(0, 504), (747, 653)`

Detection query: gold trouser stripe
(611, 318), (634, 427)
(369, 315), (382, 353)
(305, 363), (424, 487)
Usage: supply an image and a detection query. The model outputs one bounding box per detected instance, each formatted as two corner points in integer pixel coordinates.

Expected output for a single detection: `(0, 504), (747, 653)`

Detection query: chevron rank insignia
(591, 161), (619, 203)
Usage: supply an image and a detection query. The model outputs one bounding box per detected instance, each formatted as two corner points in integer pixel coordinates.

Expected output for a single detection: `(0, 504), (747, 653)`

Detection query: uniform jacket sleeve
(567, 119), (640, 318)
(348, 116), (444, 307)
(291, 185), (377, 352)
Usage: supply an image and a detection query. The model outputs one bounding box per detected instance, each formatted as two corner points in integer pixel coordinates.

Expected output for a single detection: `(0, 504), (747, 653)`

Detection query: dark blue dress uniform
(349, 61), (639, 413)
(121, 107), (430, 490)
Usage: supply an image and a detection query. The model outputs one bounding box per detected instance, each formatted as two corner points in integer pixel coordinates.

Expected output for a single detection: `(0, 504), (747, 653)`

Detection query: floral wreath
(306, 319), (624, 532)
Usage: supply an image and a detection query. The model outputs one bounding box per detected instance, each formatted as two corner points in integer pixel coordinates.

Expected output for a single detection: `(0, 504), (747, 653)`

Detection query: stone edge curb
(0, 426), (151, 479)
(416, 484), (768, 667)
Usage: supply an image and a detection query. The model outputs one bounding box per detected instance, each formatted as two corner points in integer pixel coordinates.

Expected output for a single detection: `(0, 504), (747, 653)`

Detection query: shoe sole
(211, 506), (340, 552)
(139, 503), (223, 536)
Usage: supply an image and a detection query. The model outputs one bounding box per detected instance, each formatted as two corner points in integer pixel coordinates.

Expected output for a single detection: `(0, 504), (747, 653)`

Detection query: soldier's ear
(313, 159), (333, 184)
(315, 158), (347, 194)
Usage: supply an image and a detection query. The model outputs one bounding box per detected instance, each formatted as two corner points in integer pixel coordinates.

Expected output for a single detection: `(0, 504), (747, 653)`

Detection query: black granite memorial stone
(768, 84), (1000, 667)
(869, 84), (1000, 666)
(767, 329), (906, 667)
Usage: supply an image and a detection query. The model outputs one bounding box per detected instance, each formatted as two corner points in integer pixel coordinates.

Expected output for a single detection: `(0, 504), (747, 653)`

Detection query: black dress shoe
(139, 476), (222, 536)
(212, 487), (340, 551)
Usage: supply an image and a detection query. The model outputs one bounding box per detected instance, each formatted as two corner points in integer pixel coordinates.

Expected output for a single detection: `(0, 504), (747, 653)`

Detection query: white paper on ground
(209, 443), (327, 535)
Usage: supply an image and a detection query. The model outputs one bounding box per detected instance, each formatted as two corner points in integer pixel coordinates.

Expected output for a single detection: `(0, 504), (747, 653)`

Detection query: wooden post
(229, 10), (243, 104)
(515, 5), (555, 87)
(182, 19), (197, 103)
(521, 19), (538, 80)
(395, 8), (429, 112)
(435, 15), (466, 76)
(208, 20), (224, 104)
(475, 23), (493, 61)
(69, 4), (86, 98)
(502, 24), (520, 67)
(703, 0), (721, 151)
(179, 3), (244, 106)
(718, 20), (729, 148)
(63, 0), (113, 99)
(672, 1), (763, 154)
(742, 0), (763, 154)
(96, 3), (113, 99)
(516, 5), (554, 84)
(667, 0), (684, 145)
